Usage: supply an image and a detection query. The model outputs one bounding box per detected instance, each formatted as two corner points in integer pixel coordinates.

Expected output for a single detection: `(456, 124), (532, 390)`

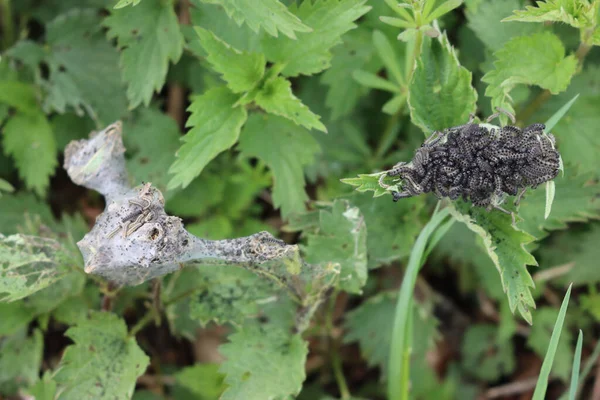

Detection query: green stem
(326, 290), (351, 399)
(375, 104), (403, 159)
(0, 0), (14, 51)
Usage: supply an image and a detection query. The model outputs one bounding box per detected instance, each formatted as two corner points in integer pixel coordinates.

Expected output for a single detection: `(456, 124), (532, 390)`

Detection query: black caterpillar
(387, 111), (561, 214)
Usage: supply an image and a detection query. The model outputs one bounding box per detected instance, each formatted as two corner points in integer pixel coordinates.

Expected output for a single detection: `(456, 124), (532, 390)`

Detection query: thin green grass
(568, 330), (583, 400)
(532, 284), (573, 400)
(387, 206), (451, 400)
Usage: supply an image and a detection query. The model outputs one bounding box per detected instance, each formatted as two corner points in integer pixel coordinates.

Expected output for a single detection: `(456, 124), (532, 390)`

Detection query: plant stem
(0, 0), (14, 51)
(326, 291), (350, 400)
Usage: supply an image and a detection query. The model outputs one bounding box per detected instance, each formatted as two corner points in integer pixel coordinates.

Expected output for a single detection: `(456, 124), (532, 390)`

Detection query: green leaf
(3, 113), (56, 196)
(0, 329), (43, 395)
(483, 32), (577, 121)
(174, 363), (225, 400)
(461, 324), (516, 381)
(43, 9), (127, 124)
(352, 70), (400, 92)
(543, 93), (579, 133)
(503, 0), (596, 28)
(0, 81), (40, 114)
(201, 0), (312, 39)
(341, 171), (400, 197)
(54, 312), (150, 400)
(408, 32), (477, 133)
(238, 114), (320, 218)
(0, 179), (14, 195)
(254, 76), (326, 132)
(194, 27), (265, 93)
(168, 87), (247, 190)
(123, 107), (181, 194)
(115, 0), (143, 8)
(466, 0), (543, 51)
(261, 0), (371, 77)
(346, 192), (425, 267)
(532, 285), (572, 400)
(544, 180), (555, 220)
(0, 234), (74, 302)
(518, 171), (600, 240)
(104, 0), (184, 108)
(24, 373), (57, 400)
(321, 27), (381, 119)
(450, 201), (537, 324)
(219, 326), (307, 400)
(426, 0), (463, 22)
(303, 199), (367, 294)
(373, 30), (405, 86)
(569, 330), (583, 400)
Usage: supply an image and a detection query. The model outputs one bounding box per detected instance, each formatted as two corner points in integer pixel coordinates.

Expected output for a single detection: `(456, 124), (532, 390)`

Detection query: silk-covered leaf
(503, 0), (597, 28)
(261, 0), (371, 77)
(104, 0), (184, 108)
(194, 27), (265, 93)
(123, 107), (180, 195)
(0, 234), (75, 302)
(2, 113), (57, 195)
(254, 76), (326, 132)
(303, 200), (367, 294)
(346, 192), (425, 268)
(482, 32), (577, 121)
(408, 33), (477, 133)
(168, 87), (247, 190)
(461, 324), (516, 381)
(527, 307), (573, 381)
(218, 326), (307, 400)
(518, 170), (600, 240)
(321, 28), (381, 119)
(0, 329), (43, 395)
(54, 312), (150, 400)
(450, 201), (538, 324)
(466, 0), (543, 51)
(200, 0), (311, 39)
(238, 114), (320, 218)
(43, 9), (127, 124)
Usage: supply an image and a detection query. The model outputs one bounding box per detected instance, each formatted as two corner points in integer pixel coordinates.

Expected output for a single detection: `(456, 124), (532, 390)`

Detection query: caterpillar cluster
(388, 119), (561, 211)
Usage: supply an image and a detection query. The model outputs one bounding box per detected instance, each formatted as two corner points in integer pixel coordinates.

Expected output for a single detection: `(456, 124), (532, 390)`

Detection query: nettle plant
(1, 0), (600, 399)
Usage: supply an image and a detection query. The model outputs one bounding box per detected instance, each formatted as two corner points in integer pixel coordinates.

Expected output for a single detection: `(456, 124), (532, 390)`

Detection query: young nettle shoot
(386, 109), (561, 221)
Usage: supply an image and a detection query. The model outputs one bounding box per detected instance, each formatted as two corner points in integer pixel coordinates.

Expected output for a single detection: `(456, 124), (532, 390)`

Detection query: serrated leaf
(238, 114), (320, 218)
(174, 363), (225, 400)
(254, 76), (326, 132)
(219, 326), (307, 400)
(168, 87), (247, 190)
(200, 0), (311, 39)
(0, 329), (43, 395)
(408, 32), (477, 133)
(341, 172), (399, 197)
(0, 234), (74, 302)
(518, 171), (600, 240)
(528, 306), (573, 382)
(24, 373), (57, 400)
(193, 27), (265, 93)
(0, 81), (40, 114)
(104, 0), (184, 108)
(123, 107), (180, 194)
(503, 0), (596, 28)
(321, 28), (381, 119)
(461, 324), (516, 381)
(3, 113), (57, 195)
(346, 192), (425, 267)
(483, 32), (577, 120)
(450, 201), (537, 324)
(466, 0), (543, 51)
(303, 200), (367, 294)
(262, 0), (371, 77)
(54, 312), (150, 400)
(43, 9), (127, 124)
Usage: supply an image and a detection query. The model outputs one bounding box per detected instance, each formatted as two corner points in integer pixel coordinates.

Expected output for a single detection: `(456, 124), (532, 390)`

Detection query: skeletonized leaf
(238, 114), (320, 218)
(200, 0), (311, 39)
(450, 201), (537, 324)
(408, 32), (477, 133)
(54, 312), (150, 400)
(168, 87), (247, 190)
(261, 0), (371, 77)
(105, 0), (184, 108)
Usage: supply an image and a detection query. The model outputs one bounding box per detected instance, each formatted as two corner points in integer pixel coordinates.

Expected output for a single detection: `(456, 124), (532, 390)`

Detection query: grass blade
(388, 207), (451, 400)
(532, 283), (573, 400)
(543, 94), (579, 134)
(568, 330), (583, 400)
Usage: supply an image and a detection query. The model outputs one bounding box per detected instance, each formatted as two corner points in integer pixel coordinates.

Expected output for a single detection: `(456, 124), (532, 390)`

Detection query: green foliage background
(1, 0), (600, 399)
